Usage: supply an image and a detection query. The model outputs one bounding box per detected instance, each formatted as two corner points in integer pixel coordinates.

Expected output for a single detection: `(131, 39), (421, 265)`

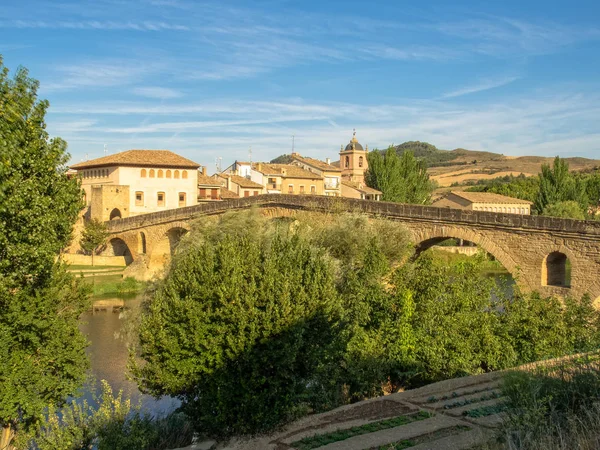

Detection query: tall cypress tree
(0, 57), (89, 447)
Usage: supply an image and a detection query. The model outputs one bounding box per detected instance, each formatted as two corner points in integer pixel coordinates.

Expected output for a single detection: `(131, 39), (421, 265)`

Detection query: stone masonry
(104, 194), (600, 301)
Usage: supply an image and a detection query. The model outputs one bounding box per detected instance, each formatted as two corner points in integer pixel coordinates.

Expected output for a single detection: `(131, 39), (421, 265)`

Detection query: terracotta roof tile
(342, 181), (382, 195)
(70, 150), (200, 169)
(291, 154), (341, 172)
(254, 164), (322, 179)
(197, 173), (221, 186)
(229, 175), (264, 189)
(220, 188), (240, 199)
(451, 191), (532, 205)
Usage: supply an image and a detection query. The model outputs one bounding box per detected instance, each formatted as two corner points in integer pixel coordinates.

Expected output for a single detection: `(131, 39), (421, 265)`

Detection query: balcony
(325, 181), (340, 190)
(268, 184), (282, 190)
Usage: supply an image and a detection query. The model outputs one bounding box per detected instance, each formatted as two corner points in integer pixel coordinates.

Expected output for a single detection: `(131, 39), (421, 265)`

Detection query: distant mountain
(270, 154), (294, 164)
(383, 141), (503, 168)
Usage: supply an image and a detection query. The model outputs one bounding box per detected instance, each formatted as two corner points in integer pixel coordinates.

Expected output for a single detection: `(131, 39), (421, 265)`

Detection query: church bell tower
(339, 129), (368, 183)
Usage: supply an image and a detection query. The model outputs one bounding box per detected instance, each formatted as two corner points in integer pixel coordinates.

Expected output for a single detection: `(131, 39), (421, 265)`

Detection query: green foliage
(535, 156), (587, 213)
(133, 209), (600, 439)
(543, 200), (586, 219)
(0, 57), (89, 443)
(466, 174), (540, 204)
(133, 215), (344, 436)
(501, 358), (600, 447)
(365, 147), (434, 204)
(80, 219), (109, 264)
(16, 380), (193, 450)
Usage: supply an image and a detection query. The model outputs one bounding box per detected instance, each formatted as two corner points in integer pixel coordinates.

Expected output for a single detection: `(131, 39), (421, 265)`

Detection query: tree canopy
(0, 57), (89, 447)
(365, 147), (434, 204)
(80, 219), (109, 265)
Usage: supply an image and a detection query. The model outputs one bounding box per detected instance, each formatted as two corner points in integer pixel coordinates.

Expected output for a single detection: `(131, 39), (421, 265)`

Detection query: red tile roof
(70, 150), (200, 169)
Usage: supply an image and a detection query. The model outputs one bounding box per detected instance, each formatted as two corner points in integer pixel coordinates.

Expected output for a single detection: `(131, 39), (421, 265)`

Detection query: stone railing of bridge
(106, 194), (600, 238)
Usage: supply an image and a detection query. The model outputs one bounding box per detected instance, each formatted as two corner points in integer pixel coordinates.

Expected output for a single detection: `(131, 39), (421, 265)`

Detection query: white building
(71, 149), (200, 221)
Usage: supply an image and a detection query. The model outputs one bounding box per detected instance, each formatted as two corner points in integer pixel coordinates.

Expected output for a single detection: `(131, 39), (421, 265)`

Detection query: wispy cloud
(0, 20), (189, 31)
(132, 86), (182, 99)
(43, 61), (159, 92)
(442, 76), (520, 98)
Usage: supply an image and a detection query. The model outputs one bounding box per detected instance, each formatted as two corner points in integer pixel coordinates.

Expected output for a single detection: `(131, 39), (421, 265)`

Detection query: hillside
(269, 142), (600, 190)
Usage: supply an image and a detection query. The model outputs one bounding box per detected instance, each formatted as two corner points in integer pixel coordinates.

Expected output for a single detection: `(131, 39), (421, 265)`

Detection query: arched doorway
(109, 208), (122, 220)
(542, 252), (571, 288)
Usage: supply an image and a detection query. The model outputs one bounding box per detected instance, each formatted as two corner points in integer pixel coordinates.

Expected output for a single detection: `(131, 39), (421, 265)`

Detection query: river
(78, 294), (179, 415)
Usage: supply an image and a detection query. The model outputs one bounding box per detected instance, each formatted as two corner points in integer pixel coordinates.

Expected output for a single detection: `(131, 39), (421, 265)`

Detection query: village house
(70, 149), (200, 221)
(198, 168), (224, 201)
(432, 191), (533, 215)
(251, 163), (324, 195)
(214, 172), (265, 197)
(289, 153), (342, 196)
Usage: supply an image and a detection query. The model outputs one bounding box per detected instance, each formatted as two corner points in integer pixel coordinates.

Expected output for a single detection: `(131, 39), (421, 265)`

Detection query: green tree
(0, 57), (89, 447)
(535, 156), (587, 213)
(80, 219), (109, 265)
(133, 225), (343, 436)
(365, 147), (433, 204)
(543, 201), (586, 220)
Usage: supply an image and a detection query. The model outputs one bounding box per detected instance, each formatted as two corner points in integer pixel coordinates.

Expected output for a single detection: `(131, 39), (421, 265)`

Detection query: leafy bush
(133, 215), (344, 436)
(15, 381), (193, 450)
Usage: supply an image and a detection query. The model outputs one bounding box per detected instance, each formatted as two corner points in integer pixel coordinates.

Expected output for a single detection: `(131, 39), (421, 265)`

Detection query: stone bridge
(104, 194), (600, 301)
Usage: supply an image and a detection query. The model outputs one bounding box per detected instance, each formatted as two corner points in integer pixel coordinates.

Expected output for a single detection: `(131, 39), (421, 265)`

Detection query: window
(149, 169), (155, 178)
(254, 191), (259, 196)
(178, 192), (186, 207)
(135, 191), (144, 206)
(288, 184), (294, 194)
(244, 191), (250, 197)
(158, 169), (164, 178)
(311, 185), (316, 194)
(211, 188), (218, 199)
(182, 170), (188, 179)
(166, 170), (171, 178)
(199, 188), (206, 198)
(141, 169), (147, 178)
(345, 156), (350, 168)
(359, 156), (363, 168)
(157, 192), (165, 207)
(300, 185), (305, 194)
(174, 170), (180, 179)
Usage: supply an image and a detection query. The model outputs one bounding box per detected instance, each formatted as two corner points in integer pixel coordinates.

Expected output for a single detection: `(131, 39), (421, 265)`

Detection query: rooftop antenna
(103, 144), (107, 156)
(215, 157), (222, 172)
(292, 135), (295, 153)
(85, 153), (89, 161)
(249, 146), (252, 164)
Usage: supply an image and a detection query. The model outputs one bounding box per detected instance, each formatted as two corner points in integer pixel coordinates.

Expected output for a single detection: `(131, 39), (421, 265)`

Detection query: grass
(81, 274), (146, 298)
(291, 411), (433, 450)
(463, 403), (507, 418)
(68, 264), (125, 271)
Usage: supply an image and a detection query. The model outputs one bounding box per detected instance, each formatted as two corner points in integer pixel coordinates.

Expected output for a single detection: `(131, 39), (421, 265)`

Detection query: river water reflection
(78, 294), (179, 414)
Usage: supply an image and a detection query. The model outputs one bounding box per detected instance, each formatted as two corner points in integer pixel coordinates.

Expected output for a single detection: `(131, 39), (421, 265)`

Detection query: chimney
(281, 168), (287, 176)
(326, 158), (331, 165)
(201, 166), (207, 176)
(291, 152), (298, 157)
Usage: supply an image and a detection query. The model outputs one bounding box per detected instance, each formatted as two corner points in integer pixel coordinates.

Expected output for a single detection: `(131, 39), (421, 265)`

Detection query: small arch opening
(345, 156), (350, 168)
(109, 208), (122, 220)
(149, 169), (155, 178)
(158, 169), (164, 178)
(359, 156), (363, 168)
(542, 252), (571, 288)
(174, 170), (180, 179)
(166, 170), (172, 178)
(141, 169), (147, 178)
(139, 232), (147, 254)
(182, 170), (188, 179)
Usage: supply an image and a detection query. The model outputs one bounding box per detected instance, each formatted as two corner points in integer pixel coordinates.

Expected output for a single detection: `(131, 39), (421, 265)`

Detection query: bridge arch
(412, 226), (521, 285)
(104, 237), (133, 264)
(147, 222), (191, 274)
(541, 251), (571, 288)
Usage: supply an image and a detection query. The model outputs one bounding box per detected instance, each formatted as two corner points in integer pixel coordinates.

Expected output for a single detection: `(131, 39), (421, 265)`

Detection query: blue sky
(2, 0), (600, 170)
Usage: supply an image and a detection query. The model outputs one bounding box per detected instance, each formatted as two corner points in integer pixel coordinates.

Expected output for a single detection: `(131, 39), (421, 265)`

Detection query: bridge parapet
(106, 194), (600, 237)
